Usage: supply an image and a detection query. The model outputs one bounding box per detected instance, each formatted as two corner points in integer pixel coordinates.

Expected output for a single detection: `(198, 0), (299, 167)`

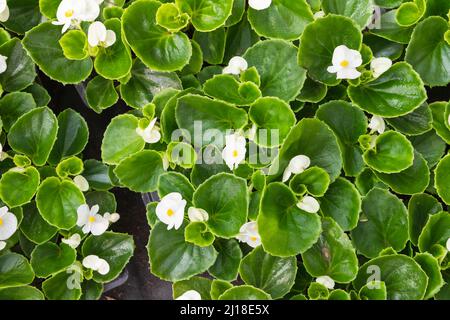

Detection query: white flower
(53, 0), (101, 33)
(0, 54), (6, 75)
(316, 276), (335, 289)
(0, 0), (9, 22)
(73, 175), (89, 192)
(368, 115), (385, 134)
(76, 204), (109, 236)
(176, 290), (202, 300)
(0, 206), (17, 242)
(446, 238), (450, 251)
(313, 11), (325, 19)
(282, 155), (311, 182)
(236, 221), (261, 248)
(104, 212), (120, 223)
(82, 255), (110, 275)
(188, 207), (209, 222)
(136, 118), (161, 144)
(156, 192), (187, 230)
(371, 57), (392, 78)
(297, 196), (320, 213)
(327, 45), (362, 80)
(222, 133), (247, 170)
(62, 233), (82, 249)
(88, 21), (116, 48)
(248, 0), (272, 11)
(223, 56), (248, 75)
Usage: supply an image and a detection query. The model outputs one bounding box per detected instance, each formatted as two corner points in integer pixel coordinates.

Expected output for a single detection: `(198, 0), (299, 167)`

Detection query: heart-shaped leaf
(289, 167), (330, 197)
(86, 76), (119, 113)
(30, 243), (76, 278)
(0, 253), (34, 289)
(42, 268), (82, 300)
(208, 238), (242, 281)
(203, 74), (261, 106)
(0, 166), (40, 208)
(0, 92), (36, 131)
(418, 211), (450, 253)
(176, 0), (233, 32)
(408, 193), (442, 246)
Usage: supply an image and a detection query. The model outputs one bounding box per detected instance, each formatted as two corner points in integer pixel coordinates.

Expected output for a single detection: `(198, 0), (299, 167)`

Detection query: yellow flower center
(88, 216), (96, 223)
(167, 209), (175, 217)
(65, 9), (74, 18)
(250, 236), (257, 242)
(340, 60), (350, 67)
(0, 218), (3, 226)
(232, 150), (239, 158)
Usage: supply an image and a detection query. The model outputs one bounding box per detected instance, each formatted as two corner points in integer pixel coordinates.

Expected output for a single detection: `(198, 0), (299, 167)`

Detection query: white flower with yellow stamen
(327, 45), (362, 80)
(76, 204), (109, 236)
(53, 0), (101, 33)
(236, 221), (261, 248)
(222, 133), (247, 170)
(156, 192), (186, 230)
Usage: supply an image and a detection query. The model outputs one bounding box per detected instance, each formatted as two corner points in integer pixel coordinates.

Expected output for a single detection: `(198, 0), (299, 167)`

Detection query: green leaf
(8, 107), (58, 166)
(322, 0), (374, 29)
(351, 188), (409, 258)
(434, 154), (450, 205)
(208, 238), (242, 281)
(289, 167), (330, 197)
(83, 159), (114, 191)
(319, 177), (361, 232)
(224, 15), (259, 62)
(176, 0), (233, 32)
(405, 16), (450, 87)
(203, 74), (261, 106)
(39, 0), (59, 19)
(328, 289), (351, 300)
(36, 177), (85, 230)
(297, 77), (328, 103)
(24, 83), (51, 107)
(1, 0), (41, 34)
(316, 101), (367, 177)
(157, 171), (195, 204)
(167, 141), (197, 169)
(48, 108), (88, 165)
(82, 232), (134, 283)
(193, 173), (248, 238)
(114, 150), (164, 193)
(20, 201), (57, 245)
(210, 279), (233, 299)
(156, 3), (190, 32)
(30, 243), (76, 278)
(414, 253), (444, 299)
(218, 285), (271, 300)
(193, 28), (226, 65)
(430, 101), (450, 144)
(244, 40), (307, 102)
(181, 40), (203, 76)
(56, 156), (84, 178)
(363, 131), (414, 173)
(358, 281), (387, 300)
(348, 62), (426, 117)
(101, 114), (145, 165)
(0, 286), (44, 300)
(248, 0), (313, 40)
(395, 0), (426, 26)
(95, 18), (132, 80)
(239, 246), (297, 299)
(410, 130), (446, 169)
(0, 166), (40, 208)
(258, 183), (321, 257)
(173, 276), (212, 300)
(0, 253), (34, 289)
(370, 10), (414, 44)
(373, 151), (430, 195)
(353, 254), (428, 300)
(120, 59), (182, 109)
(175, 94), (248, 148)
(302, 217), (358, 283)
(0, 92), (36, 131)
(42, 268), (82, 300)
(408, 193), (442, 246)
(86, 76), (119, 113)
(81, 280), (103, 300)
(23, 22), (93, 84)
(249, 97), (296, 147)
(298, 14), (362, 86)
(148, 222), (217, 282)
(185, 222), (215, 247)
(122, 0), (192, 72)
(0, 38), (36, 92)
(268, 118), (342, 182)
(418, 211), (450, 253)
(363, 33), (404, 61)
(85, 191), (117, 215)
(59, 30), (88, 61)
(385, 103), (432, 136)
(225, 0), (245, 27)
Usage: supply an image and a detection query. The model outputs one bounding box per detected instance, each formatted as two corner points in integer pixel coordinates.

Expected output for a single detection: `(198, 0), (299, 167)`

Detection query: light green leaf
(176, 0), (233, 32)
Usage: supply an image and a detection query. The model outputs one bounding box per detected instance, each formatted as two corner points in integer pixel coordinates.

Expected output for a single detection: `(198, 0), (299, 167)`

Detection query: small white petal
(0, 240), (5, 250)
(297, 196), (320, 213)
(176, 290), (202, 300)
(0, 5), (7, 23)
(82, 255), (100, 270)
(62, 233), (82, 249)
(104, 30), (116, 47)
(313, 11), (325, 19)
(316, 276), (335, 289)
(188, 207), (209, 222)
(236, 221), (261, 248)
(228, 56), (248, 73)
(336, 68), (361, 80)
(97, 258), (110, 275)
(222, 66), (239, 75)
(136, 118), (161, 144)
(0, 210), (18, 241)
(446, 238), (450, 251)
(248, 0), (272, 11)
(104, 212), (120, 223)
(371, 57), (392, 78)
(368, 115), (385, 134)
(282, 155), (310, 182)
(73, 175), (89, 192)
(88, 21), (107, 47)
(90, 215), (109, 236)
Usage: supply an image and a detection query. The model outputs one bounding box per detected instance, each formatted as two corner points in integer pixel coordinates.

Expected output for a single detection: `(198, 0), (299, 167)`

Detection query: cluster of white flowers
(54, 0), (116, 48)
(76, 204), (120, 236)
(0, 206), (17, 251)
